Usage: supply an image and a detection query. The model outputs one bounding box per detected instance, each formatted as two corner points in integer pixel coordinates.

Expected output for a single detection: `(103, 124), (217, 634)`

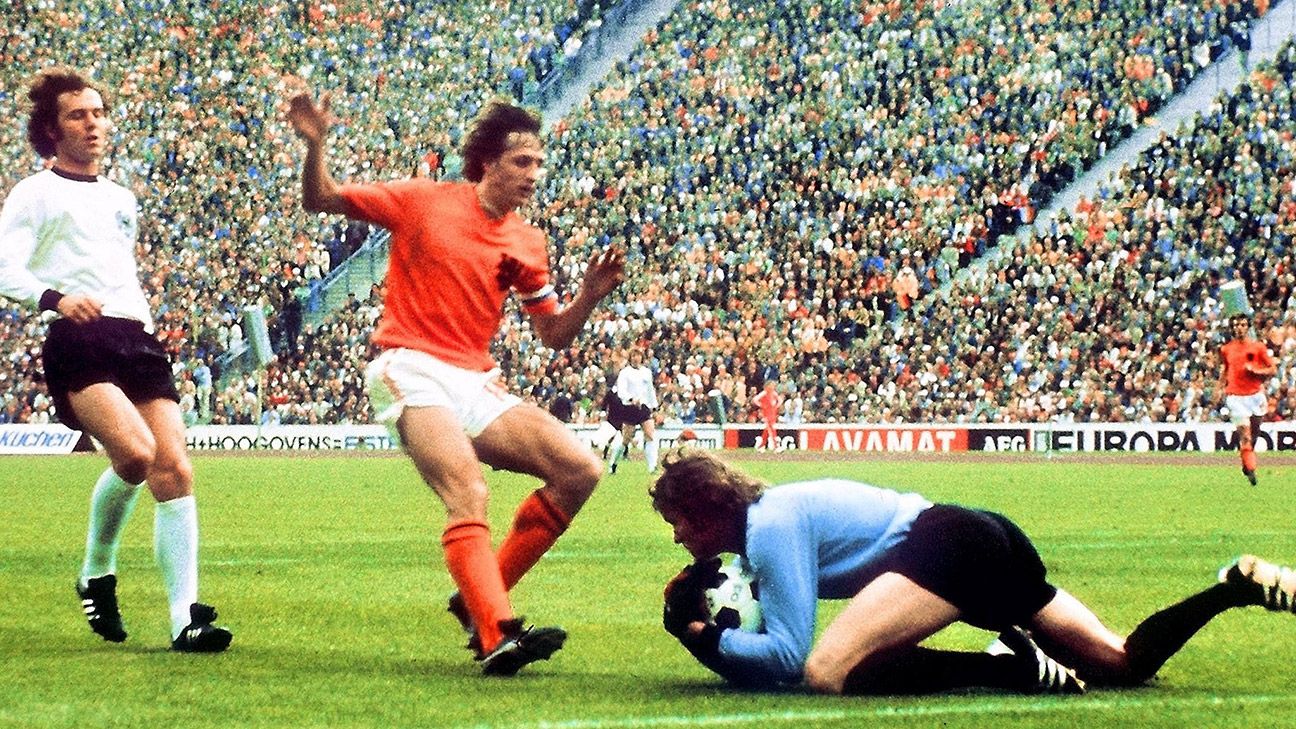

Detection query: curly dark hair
(26, 67), (106, 159)
(649, 450), (766, 522)
(460, 99), (541, 182)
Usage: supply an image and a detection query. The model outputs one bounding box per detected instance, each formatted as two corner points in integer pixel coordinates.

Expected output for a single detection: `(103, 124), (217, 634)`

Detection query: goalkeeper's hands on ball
(662, 558), (730, 672)
(663, 556), (721, 638)
(662, 557), (765, 686)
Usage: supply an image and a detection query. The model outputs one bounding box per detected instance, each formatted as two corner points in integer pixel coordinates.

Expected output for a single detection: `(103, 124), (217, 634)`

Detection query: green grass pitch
(2, 452), (1294, 728)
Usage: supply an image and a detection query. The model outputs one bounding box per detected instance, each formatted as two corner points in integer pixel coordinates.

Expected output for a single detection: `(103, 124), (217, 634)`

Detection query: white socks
(645, 437), (659, 473)
(154, 495), (199, 638)
(606, 432), (625, 471)
(80, 468), (204, 639)
(81, 468), (142, 581)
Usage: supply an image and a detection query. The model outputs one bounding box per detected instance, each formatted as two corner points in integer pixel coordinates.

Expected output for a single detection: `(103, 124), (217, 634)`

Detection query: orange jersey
(752, 388), (781, 421)
(340, 180), (557, 371)
(1220, 338), (1275, 396)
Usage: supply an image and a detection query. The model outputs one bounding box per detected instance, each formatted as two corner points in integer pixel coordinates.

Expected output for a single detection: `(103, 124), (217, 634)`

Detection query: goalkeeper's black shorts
(875, 504), (1058, 631)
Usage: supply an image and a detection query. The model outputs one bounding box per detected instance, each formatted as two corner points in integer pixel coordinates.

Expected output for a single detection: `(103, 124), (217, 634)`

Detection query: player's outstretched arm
(285, 91), (350, 216)
(531, 246), (625, 349)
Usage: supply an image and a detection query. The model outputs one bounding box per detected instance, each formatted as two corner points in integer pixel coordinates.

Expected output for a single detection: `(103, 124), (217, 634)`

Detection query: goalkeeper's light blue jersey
(718, 479), (931, 687)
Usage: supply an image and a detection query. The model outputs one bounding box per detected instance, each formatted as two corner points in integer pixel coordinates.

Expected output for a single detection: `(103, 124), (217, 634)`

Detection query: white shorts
(1225, 391), (1268, 424)
(365, 348), (520, 439)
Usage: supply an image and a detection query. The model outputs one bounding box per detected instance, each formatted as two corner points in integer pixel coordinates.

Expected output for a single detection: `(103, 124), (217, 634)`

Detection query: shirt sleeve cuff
(38, 289), (64, 312)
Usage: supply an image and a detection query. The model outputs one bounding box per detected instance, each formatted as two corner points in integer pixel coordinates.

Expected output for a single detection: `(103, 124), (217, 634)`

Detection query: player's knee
(563, 451), (602, 497)
(110, 439), (158, 485)
(802, 657), (846, 695)
(147, 455), (194, 499)
(439, 478), (491, 521)
(543, 450), (601, 511)
(803, 650), (850, 695)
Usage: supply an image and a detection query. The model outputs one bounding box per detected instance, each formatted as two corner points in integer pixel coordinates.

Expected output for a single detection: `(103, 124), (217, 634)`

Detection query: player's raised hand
(585, 245), (625, 299)
(285, 91), (337, 146)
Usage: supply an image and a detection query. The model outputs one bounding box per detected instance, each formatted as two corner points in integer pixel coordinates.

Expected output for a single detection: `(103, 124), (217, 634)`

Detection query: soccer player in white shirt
(0, 68), (231, 652)
(609, 348), (660, 473)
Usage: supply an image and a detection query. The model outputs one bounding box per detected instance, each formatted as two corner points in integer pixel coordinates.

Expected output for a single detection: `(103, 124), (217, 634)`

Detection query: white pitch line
(1046, 533), (1294, 552)
(482, 693), (1294, 729)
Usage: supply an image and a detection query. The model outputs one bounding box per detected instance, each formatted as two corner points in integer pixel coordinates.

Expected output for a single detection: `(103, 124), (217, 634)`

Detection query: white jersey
(0, 168), (153, 330)
(615, 363), (658, 409)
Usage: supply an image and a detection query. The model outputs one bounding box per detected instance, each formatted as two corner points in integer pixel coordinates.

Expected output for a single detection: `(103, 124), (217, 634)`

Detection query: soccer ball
(705, 557), (762, 632)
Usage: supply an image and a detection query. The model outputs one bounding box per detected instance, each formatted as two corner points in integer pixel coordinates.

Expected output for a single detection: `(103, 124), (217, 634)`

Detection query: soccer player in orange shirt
(1218, 314), (1277, 486)
(751, 380), (782, 451)
(287, 89), (624, 675)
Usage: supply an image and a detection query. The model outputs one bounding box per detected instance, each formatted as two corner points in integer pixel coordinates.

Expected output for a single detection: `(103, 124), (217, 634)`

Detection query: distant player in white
(0, 68), (231, 652)
(607, 349), (660, 473)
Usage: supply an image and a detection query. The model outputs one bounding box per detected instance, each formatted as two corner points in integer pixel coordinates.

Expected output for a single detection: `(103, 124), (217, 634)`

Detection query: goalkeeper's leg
(1026, 577), (1259, 686)
(843, 641), (1083, 695)
(804, 572), (960, 694)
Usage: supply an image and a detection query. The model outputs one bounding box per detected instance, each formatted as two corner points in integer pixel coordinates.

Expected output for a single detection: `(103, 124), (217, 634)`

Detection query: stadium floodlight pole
(242, 306), (275, 449)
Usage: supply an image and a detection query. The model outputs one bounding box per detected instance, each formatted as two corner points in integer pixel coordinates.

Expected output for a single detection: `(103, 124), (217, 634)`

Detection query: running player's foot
(76, 574), (127, 642)
(990, 626), (1086, 694)
(447, 591), (485, 656)
(1243, 466), (1257, 486)
(1219, 554), (1296, 612)
(447, 591), (473, 633)
(171, 603), (233, 652)
(479, 618), (566, 676)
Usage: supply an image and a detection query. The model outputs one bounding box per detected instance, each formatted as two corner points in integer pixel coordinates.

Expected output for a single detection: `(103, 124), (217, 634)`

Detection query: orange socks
(442, 519), (511, 652)
(440, 492), (572, 651)
(1241, 446), (1258, 473)
(496, 490), (572, 589)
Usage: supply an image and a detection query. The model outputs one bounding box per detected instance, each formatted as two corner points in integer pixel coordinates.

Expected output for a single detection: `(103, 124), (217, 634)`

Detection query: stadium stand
(1, 0), (1292, 429)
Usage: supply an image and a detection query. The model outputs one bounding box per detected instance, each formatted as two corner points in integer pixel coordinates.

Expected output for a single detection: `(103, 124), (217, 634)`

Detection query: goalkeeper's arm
(678, 622), (749, 684)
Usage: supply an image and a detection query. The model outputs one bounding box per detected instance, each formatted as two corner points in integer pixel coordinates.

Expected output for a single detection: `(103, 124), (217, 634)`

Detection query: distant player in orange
(1218, 313), (1277, 486)
(751, 380), (782, 451)
(287, 88), (624, 675)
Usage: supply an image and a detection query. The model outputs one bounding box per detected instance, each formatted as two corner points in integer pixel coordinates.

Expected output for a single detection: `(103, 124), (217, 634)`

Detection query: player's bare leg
(1237, 422), (1258, 485)
(821, 575), (1083, 695)
(400, 406), (514, 657)
(475, 402), (601, 586)
(805, 573), (960, 694)
(641, 418), (659, 474)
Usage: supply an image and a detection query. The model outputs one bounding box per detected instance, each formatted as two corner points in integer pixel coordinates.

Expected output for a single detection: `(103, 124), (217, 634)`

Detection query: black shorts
(42, 316), (179, 431)
(876, 504), (1058, 631)
(607, 395), (650, 429)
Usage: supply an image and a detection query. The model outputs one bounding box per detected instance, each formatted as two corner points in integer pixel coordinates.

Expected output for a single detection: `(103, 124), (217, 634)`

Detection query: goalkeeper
(652, 450), (1296, 694)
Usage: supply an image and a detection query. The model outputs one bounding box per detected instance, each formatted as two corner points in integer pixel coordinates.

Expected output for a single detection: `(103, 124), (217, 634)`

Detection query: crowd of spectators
(0, 0), (618, 424)
(2, 0), (1293, 432)
(492, 0), (1291, 427)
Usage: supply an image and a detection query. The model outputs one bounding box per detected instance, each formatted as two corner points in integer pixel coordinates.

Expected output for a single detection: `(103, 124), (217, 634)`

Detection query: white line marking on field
(482, 693), (1294, 729)
(204, 557), (311, 567)
(1048, 533), (1292, 551)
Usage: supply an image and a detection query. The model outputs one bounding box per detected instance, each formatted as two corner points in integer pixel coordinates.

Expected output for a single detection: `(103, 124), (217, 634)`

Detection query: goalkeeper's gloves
(681, 620), (761, 688)
(662, 557), (721, 639)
